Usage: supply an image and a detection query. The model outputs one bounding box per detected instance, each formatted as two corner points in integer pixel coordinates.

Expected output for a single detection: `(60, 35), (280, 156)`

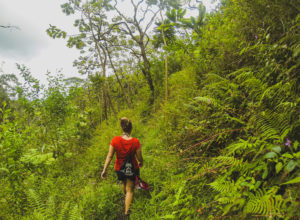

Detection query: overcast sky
(0, 0), (218, 85)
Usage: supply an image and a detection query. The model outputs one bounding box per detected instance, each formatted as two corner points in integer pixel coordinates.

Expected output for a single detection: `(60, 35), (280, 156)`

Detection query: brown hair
(120, 117), (132, 134)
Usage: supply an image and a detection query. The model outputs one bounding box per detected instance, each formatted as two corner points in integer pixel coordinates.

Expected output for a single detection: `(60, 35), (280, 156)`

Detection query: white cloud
(0, 0), (82, 84)
(0, 2), (47, 59)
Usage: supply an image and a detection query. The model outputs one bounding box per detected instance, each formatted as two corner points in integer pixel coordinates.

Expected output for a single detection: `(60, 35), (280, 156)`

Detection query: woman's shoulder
(111, 136), (121, 145)
(112, 136), (121, 140)
(132, 137), (141, 144)
(112, 136), (139, 143)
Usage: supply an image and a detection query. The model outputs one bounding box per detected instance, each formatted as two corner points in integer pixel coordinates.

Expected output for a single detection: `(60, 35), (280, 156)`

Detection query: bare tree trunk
(100, 61), (108, 120)
(140, 42), (155, 103)
(159, 2), (168, 101)
(106, 87), (117, 117)
(107, 50), (131, 108)
(120, 70), (133, 105)
(96, 91), (102, 124)
(91, 34), (108, 119)
(88, 14), (109, 120)
(113, 0), (158, 104)
(101, 83), (108, 120)
(87, 83), (92, 124)
(164, 55), (168, 100)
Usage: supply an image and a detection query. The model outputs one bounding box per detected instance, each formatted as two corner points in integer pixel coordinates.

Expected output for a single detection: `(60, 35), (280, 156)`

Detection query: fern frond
(194, 96), (219, 107)
(27, 189), (46, 215)
(214, 156), (243, 167)
(254, 110), (291, 142)
(274, 101), (297, 112)
(209, 179), (234, 193)
(241, 77), (266, 99)
(29, 211), (47, 220)
(225, 139), (255, 156)
(228, 67), (253, 78)
(232, 70), (254, 83)
(259, 82), (284, 107)
(216, 197), (231, 204)
(204, 73), (228, 84)
(202, 73), (238, 99)
(173, 182), (186, 206)
(229, 68), (270, 101)
(69, 204), (80, 220)
(45, 195), (56, 219)
(58, 202), (69, 220)
(244, 188), (285, 217)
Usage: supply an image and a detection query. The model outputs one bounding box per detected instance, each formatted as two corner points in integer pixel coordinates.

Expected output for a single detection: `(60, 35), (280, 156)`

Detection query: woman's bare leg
(122, 180), (126, 194)
(125, 178), (135, 215)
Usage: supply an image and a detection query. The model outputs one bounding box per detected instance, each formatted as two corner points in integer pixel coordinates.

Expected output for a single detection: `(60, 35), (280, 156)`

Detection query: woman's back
(111, 136), (141, 171)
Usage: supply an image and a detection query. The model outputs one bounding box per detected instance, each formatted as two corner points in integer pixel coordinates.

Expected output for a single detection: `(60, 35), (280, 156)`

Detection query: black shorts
(116, 169), (140, 181)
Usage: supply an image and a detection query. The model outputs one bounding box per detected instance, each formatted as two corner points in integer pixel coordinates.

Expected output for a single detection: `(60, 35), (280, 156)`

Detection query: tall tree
(47, 0), (120, 119)
(157, 0), (181, 101)
(112, 0), (160, 103)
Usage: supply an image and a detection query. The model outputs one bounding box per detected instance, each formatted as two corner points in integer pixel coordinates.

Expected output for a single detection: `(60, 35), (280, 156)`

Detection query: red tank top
(110, 136), (141, 171)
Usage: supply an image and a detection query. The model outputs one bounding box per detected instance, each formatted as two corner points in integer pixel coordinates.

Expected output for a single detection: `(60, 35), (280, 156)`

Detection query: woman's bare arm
(136, 147), (143, 167)
(101, 145), (115, 179)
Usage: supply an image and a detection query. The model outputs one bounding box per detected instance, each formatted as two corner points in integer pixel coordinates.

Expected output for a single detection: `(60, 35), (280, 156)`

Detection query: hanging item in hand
(135, 176), (149, 191)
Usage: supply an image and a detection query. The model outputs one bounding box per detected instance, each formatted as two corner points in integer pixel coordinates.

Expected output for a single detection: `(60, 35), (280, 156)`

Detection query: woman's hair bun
(120, 117), (132, 134)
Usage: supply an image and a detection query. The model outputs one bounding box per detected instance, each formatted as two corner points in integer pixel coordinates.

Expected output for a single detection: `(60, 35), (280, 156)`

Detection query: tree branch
(0, 25), (20, 30)
(144, 9), (159, 33)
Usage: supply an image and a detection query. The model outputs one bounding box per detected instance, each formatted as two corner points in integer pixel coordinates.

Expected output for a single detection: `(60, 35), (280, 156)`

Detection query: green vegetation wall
(0, 0), (299, 219)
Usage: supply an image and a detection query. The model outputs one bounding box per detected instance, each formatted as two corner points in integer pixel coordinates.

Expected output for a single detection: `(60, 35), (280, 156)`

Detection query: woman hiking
(101, 117), (143, 217)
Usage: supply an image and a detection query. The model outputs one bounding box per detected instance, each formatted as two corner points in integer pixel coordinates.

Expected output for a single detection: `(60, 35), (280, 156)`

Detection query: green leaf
(0, 167), (9, 173)
(65, 152), (73, 158)
(275, 162), (283, 173)
(161, 214), (175, 219)
(293, 141), (299, 150)
(254, 181), (262, 190)
(282, 176), (300, 185)
(293, 46), (300, 57)
(281, 153), (293, 159)
(294, 151), (300, 159)
(262, 168), (268, 179)
(286, 160), (297, 173)
(264, 152), (277, 159)
(272, 146), (281, 153)
(280, 128), (290, 142)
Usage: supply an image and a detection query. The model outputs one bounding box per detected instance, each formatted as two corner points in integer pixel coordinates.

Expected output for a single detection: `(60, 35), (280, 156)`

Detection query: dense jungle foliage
(1, 0), (299, 219)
